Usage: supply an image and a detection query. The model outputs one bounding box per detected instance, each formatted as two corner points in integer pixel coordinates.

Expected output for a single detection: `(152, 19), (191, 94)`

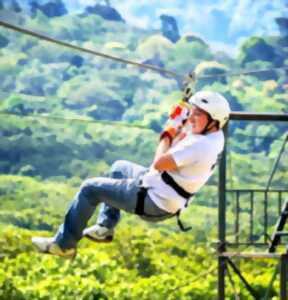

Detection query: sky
(75, 0), (287, 55)
(3, 0), (288, 55)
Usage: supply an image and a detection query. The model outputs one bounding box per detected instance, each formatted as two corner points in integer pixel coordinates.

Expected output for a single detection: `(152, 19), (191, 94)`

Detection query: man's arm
(152, 136), (177, 172)
(154, 100), (190, 172)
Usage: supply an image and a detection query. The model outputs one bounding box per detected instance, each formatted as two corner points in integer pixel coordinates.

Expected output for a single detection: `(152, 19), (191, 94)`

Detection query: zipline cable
(1, 110), (288, 142)
(2, 110), (288, 143)
(0, 20), (182, 79)
(1, 20), (288, 81)
(0, 110), (154, 131)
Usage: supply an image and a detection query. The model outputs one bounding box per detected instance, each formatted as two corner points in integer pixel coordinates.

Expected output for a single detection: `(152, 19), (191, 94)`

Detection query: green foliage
(136, 34), (174, 60)
(195, 60), (228, 89)
(0, 222), (279, 300)
(166, 37), (213, 73)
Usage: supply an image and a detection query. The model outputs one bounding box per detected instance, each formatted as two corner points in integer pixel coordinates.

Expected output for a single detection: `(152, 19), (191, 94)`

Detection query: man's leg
(95, 160), (147, 230)
(32, 172), (173, 257)
(54, 174), (143, 250)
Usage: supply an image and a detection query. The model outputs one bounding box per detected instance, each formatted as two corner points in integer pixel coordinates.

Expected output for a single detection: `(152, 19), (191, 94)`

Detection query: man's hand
(160, 101), (190, 142)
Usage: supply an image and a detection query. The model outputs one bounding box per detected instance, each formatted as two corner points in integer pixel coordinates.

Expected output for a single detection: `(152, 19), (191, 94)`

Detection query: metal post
(264, 191), (268, 243)
(280, 254), (288, 300)
(218, 256), (227, 300)
(218, 124), (228, 299)
(219, 124), (227, 246)
(235, 191), (240, 243)
(250, 191), (254, 243)
(227, 259), (259, 299)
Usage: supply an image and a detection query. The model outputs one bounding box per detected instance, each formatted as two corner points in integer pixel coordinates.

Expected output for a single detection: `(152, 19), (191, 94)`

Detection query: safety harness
(135, 171), (194, 232)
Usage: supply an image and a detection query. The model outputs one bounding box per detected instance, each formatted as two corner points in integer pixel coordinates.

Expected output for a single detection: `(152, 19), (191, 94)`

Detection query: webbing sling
(135, 173), (193, 231)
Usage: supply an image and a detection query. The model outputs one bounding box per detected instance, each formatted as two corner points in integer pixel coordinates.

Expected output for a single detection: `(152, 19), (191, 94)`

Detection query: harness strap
(161, 171), (194, 200)
(161, 171), (193, 232)
(135, 187), (147, 215)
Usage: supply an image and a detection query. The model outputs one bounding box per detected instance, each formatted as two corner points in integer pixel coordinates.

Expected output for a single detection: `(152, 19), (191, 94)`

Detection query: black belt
(161, 171), (194, 200)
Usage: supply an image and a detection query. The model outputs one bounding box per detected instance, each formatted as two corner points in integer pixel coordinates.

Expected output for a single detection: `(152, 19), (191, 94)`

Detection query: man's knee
(79, 178), (99, 202)
(110, 160), (129, 178)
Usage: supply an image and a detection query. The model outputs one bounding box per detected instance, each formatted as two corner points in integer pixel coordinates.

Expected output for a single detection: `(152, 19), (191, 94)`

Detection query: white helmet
(189, 91), (231, 128)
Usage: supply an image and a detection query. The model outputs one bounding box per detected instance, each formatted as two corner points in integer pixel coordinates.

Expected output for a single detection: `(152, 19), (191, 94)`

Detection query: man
(32, 90), (230, 258)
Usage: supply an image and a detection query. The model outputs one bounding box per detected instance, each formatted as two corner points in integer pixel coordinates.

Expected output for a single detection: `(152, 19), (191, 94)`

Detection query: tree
(275, 17), (288, 46)
(0, 34), (9, 48)
(29, 0), (67, 18)
(160, 14), (180, 43)
(166, 37), (213, 74)
(10, 0), (22, 12)
(194, 61), (228, 88)
(238, 37), (283, 66)
(136, 35), (173, 63)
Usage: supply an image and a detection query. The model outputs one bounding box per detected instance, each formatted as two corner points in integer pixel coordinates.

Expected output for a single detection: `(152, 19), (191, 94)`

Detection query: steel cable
(1, 20), (288, 81)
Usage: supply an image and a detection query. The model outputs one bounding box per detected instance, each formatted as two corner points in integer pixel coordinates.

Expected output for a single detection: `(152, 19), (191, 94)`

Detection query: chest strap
(161, 171), (194, 200)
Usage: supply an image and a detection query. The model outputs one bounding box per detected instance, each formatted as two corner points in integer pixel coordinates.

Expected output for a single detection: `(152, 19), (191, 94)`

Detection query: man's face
(188, 105), (210, 134)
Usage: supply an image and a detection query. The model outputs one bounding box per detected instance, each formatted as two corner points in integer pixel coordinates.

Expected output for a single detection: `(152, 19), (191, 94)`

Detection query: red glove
(160, 101), (190, 142)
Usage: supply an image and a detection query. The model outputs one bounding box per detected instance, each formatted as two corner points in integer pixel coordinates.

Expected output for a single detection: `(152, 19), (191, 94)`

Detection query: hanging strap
(176, 210), (192, 232)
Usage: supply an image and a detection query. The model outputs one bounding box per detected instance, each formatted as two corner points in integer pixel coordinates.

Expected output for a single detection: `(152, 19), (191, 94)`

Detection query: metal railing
(218, 112), (288, 251)
(218, 112), (288, 300)
(226, 189), (288, 246)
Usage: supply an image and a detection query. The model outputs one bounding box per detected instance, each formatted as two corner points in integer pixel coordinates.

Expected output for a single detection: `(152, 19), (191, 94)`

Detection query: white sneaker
(32, 237), (76, 259)
(83, 224), (114, 243)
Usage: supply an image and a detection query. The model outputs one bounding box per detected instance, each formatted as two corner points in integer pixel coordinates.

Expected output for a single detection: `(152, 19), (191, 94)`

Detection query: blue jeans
(55, 160), (173, 249)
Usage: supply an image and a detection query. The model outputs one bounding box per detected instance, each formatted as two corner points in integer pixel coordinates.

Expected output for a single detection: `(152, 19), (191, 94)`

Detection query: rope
(0, 110), (154, 131)
(0, 88), (287, 140)
(2, 109), (286, 143)
(0, 20), (181, 79)
(1, 20), (288, 81)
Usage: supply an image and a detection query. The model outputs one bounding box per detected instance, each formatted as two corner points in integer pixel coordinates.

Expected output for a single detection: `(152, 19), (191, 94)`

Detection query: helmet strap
(201, 115), (218, 134)
(201, 115), (212, 134)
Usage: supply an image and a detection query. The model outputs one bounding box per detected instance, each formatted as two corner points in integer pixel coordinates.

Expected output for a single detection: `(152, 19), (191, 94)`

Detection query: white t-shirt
(142, 130), (224, 213)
